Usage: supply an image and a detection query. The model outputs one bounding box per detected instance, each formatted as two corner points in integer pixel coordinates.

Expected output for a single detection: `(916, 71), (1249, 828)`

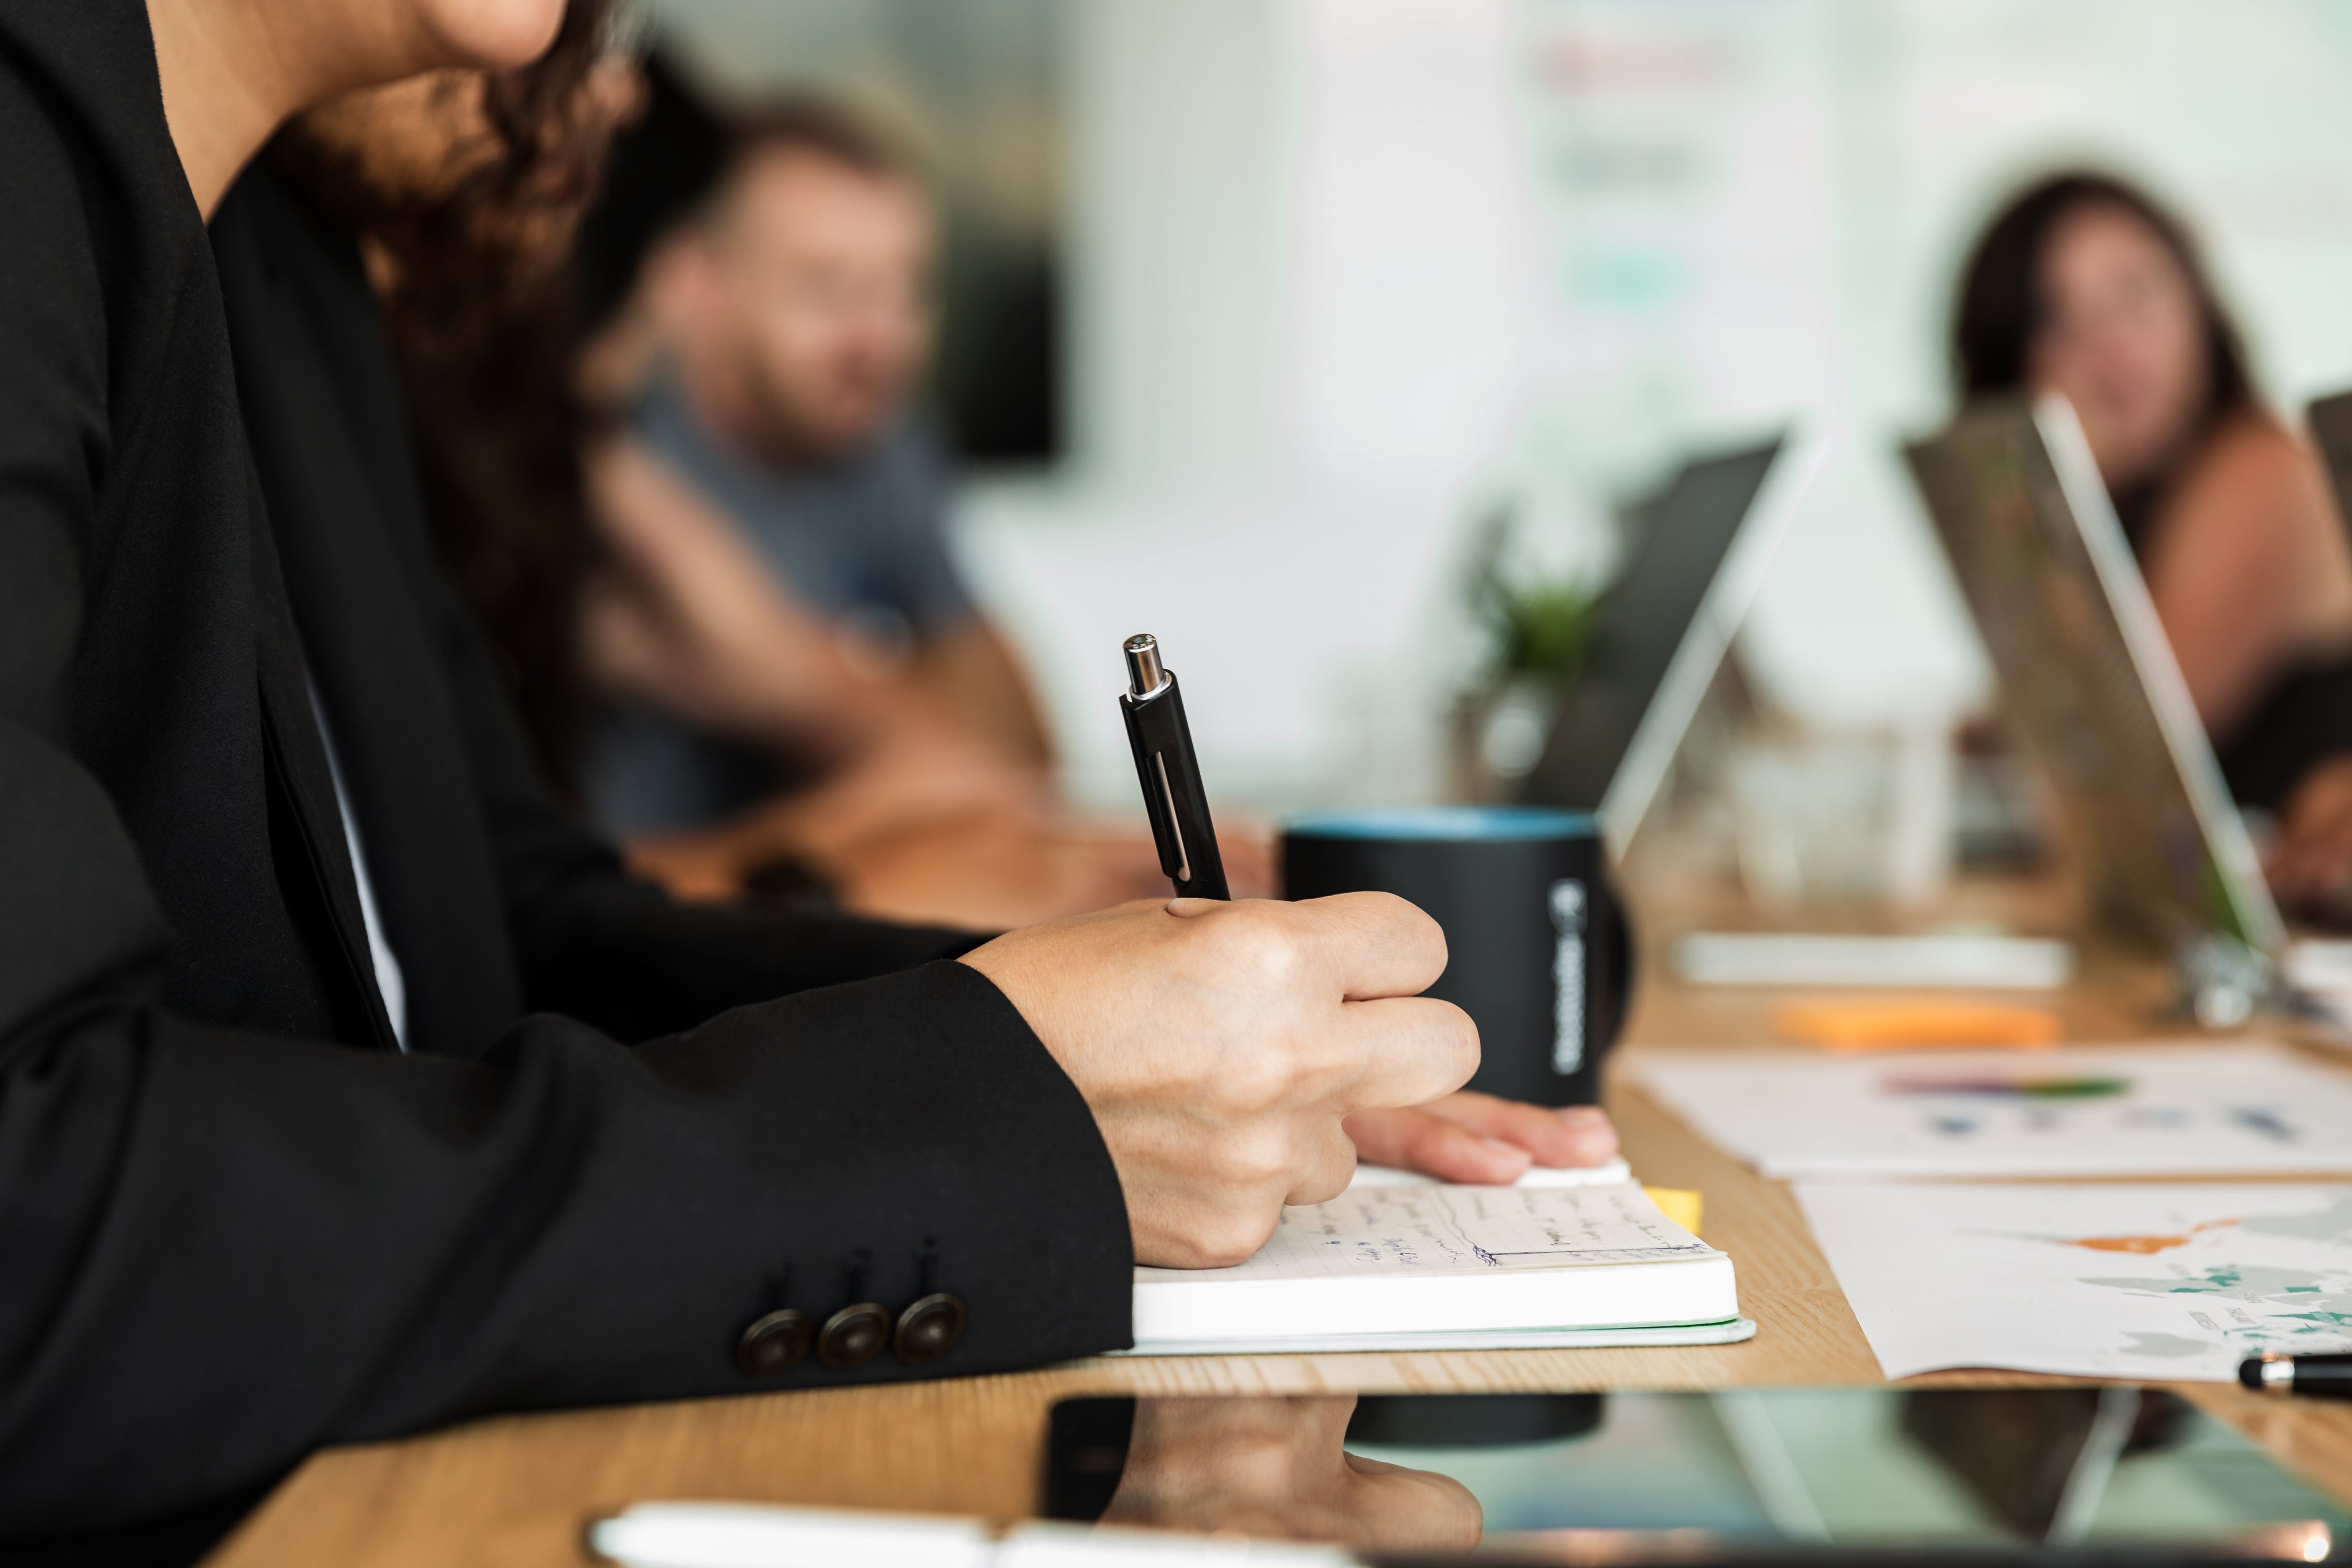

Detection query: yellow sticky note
(1645, 1186), (1703, 1237)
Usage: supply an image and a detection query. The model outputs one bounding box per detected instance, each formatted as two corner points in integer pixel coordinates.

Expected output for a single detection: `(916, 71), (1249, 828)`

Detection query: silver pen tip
(1123, 633), (1166, 698)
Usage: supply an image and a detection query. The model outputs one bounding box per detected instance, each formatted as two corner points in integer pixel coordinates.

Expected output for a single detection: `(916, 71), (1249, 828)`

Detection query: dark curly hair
(273, 0), (628, 797)
(275, 0), (628, 348)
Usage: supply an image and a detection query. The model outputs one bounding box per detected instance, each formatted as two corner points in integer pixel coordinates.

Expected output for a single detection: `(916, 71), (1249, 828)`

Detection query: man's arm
(583, 437), (904, 757)
(887, 421), (1057, 767)
(915, 616), (1057, 769)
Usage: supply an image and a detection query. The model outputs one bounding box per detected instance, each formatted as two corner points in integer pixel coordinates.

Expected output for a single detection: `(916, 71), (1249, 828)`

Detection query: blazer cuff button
(817, 1302), (892, 1370)
(893, 1293), (966, 1365)
(736, 1308), (814, 1377)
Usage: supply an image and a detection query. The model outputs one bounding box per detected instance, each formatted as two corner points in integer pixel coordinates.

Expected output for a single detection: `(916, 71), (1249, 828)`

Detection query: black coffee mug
(1280, 807), (1634, 1107)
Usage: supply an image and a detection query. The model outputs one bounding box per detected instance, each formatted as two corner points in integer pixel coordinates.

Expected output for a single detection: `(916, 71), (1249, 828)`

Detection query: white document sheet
(1797, 1181), (2352, 1381)
(2288, 939), (2352, 1038)
(1632, 1042), (2352, 1179)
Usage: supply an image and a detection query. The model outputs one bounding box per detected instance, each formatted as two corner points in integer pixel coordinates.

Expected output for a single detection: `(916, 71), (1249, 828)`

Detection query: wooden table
(208, 957), (2352, 1565)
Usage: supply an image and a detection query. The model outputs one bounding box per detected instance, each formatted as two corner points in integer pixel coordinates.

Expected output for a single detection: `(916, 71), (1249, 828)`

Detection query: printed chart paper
(1633, 1043), (2352, 1179)
(1797, 1182), (2352, 1381)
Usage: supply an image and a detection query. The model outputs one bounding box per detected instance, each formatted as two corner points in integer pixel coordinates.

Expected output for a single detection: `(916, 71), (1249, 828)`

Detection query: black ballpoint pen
(1118, 633), (1229, 900)
(2242, 1352), (2352, 1397)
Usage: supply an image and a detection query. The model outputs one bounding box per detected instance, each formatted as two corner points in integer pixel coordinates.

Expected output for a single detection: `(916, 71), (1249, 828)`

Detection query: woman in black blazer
(0, 0), (1589, 1544)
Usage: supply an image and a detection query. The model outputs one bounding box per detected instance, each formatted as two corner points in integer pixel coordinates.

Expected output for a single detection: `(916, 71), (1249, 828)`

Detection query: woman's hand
(962, 893), (1477, 1268)
(1102, 1395), (1481, 1552)
(1344, 1090), (1619, 1184)
(2268, 755), (2352, 909)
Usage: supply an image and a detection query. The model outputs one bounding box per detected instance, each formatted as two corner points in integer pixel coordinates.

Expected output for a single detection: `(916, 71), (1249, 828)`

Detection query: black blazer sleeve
(0, 24), (1132, 1540)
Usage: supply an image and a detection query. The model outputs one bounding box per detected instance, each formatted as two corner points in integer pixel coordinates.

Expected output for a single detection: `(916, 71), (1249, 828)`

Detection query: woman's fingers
(1295, 891), (1452, 1000)
(1343, 1093), (1623, 1184)
(1332, 995), (1481, 1112)
(1417, 1090), (1622, 1167)
(1343, 1105), (1531, 1184)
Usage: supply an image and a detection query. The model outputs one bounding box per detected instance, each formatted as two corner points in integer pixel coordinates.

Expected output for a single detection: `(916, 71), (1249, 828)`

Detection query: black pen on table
(2242, 1353), (2352, 1397)
(1118, 633), (1229, 900)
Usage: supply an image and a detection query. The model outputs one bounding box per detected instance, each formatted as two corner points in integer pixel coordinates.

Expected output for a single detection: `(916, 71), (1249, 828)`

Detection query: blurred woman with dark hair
(1952, 171), (2352, 904)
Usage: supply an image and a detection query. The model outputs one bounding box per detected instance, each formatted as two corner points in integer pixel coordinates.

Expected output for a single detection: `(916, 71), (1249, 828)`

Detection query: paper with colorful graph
(1798, 1181), (2352, 1380)
(1632, 1042), (2352, 1179)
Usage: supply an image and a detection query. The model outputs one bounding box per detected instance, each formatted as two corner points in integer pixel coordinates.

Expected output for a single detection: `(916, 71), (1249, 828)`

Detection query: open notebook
(1124, 1182), (1751, 1355)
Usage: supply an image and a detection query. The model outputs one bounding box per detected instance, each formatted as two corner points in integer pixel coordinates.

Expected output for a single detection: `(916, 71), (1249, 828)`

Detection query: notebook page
(1135, 1182), (1714, 1287)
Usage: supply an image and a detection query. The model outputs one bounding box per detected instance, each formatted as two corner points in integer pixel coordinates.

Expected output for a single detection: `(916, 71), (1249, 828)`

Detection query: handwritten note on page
(1136, 1182), (1715, 1289)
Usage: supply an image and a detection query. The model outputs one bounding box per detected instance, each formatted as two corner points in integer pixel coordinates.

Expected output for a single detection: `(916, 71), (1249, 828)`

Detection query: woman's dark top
(2118, 452), (2352, 814)
(2214, 659), (2352, 814)
(0, 2), (1128, 1540)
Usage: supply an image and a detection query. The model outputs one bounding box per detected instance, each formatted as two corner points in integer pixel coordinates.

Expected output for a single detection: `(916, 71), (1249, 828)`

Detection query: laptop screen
(1905, 397), (2281, 960)
(1522, 440), (1782, 816)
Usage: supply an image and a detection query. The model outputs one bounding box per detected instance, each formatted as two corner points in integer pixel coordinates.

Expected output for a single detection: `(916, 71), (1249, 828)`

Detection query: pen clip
(1148, 750), (1192, 884)
(1123, 687), (1193, 884)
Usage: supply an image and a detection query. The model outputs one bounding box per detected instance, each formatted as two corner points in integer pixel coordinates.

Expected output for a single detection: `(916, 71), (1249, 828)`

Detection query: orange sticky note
(1774, 999), (2063, 1051)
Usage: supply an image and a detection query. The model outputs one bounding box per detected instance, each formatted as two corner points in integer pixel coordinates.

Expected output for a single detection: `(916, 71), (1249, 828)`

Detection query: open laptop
(1521, 431), (1824, 857)
(2307, 388), (2352, 529)
(1904, 396), (2285, 977)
